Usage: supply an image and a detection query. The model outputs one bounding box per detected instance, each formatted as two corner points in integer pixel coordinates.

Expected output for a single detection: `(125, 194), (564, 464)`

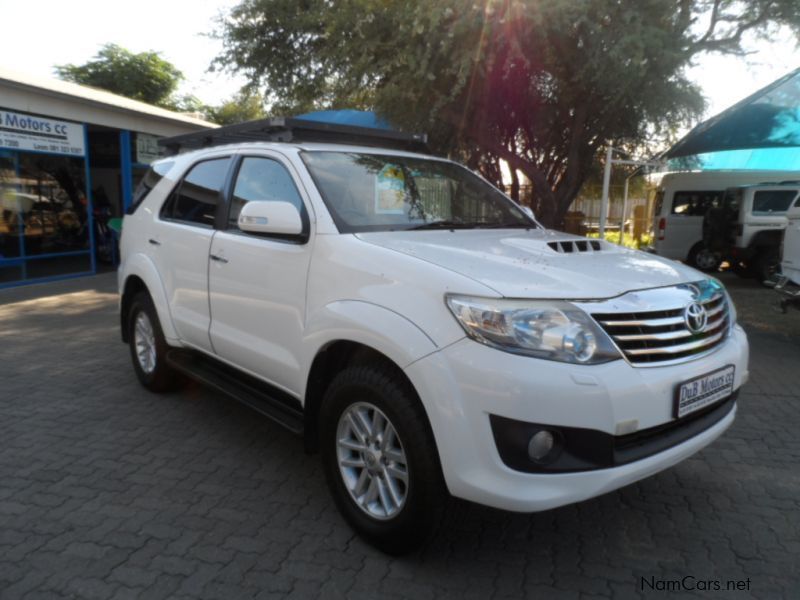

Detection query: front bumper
(405, 325), (748, 512)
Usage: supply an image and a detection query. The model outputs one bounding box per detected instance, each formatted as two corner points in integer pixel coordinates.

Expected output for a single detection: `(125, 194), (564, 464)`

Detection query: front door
(208, 154), (313, 395)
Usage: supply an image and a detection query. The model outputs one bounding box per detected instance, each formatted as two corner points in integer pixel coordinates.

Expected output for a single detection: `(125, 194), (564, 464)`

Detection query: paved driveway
(0, 273), (798, 599)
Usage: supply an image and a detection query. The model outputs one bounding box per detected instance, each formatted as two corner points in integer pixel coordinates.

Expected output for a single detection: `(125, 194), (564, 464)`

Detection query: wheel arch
(300, 300), (441, 453)
(303, 340), (432, 454)
(119, 254), (177, 343)
(749, 229), (784, 251)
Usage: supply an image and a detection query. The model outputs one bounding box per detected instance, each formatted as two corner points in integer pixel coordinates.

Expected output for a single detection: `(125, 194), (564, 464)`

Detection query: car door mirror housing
(238, 201), (303, 236)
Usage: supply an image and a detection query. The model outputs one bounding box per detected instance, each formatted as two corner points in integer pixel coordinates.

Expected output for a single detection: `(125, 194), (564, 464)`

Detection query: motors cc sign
(0, 110), (85, 157)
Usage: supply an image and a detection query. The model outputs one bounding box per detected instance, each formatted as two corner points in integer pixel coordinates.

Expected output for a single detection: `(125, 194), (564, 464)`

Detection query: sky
(0, 0), (797, 137)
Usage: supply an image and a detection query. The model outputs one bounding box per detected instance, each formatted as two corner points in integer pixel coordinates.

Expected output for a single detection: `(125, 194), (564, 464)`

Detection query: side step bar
(166, 349), (304, 434)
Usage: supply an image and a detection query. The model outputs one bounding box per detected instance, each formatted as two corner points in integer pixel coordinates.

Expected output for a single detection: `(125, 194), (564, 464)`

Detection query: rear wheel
(320, 364), (447, 555)
(127, 292), (183, 392)
(688, 243), (720, 272)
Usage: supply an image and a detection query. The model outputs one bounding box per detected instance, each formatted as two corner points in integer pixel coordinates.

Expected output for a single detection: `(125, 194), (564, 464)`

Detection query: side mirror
(521, 206), (535, 219)
(238, 201), (303, 236)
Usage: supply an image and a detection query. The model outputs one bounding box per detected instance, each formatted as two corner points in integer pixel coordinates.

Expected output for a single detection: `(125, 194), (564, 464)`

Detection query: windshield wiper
(472, 222), (535, 229)
(406, 220), (474, 230)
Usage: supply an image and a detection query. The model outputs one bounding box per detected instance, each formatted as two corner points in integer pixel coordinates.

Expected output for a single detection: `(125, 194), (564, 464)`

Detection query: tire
(754, 249), (781, 285)
(319, 364), (447, 555)
(127, 292), (183, 392)
(687, 243), (720, 272)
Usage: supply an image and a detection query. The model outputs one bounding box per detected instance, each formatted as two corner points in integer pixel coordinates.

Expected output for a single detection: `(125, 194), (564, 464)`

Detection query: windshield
(300, 151), (535, 233)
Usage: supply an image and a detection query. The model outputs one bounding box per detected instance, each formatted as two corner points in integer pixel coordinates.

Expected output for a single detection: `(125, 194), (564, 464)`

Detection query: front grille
(592, 293), (730, 365)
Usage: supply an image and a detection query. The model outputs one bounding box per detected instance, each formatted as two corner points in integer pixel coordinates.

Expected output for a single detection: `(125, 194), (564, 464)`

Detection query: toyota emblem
(684, 302), (707, 333)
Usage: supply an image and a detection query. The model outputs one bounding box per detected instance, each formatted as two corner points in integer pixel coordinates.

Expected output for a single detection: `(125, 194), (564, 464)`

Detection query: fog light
(528, 430), (555, 462)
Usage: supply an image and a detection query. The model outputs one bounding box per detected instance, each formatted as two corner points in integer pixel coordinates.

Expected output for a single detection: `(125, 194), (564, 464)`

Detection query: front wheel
(320, 364), (447, 555)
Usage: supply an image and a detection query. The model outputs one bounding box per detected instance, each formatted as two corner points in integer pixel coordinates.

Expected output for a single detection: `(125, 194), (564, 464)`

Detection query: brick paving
(0, 273), (798, 599)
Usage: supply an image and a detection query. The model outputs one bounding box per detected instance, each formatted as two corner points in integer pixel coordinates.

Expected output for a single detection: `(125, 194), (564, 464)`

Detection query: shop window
(1, 153), (89, 282)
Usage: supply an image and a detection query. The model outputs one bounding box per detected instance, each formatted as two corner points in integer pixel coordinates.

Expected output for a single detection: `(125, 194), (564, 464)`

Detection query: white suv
(119, 120), (749, 554)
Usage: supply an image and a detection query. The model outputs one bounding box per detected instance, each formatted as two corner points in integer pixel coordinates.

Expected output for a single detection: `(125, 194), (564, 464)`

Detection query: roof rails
(158, 116), (429, 156)
(747, 180), (800, 187)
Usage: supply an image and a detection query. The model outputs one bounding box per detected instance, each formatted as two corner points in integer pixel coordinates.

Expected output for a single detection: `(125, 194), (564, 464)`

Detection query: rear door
(208, 153), (313, 394)
(147, 156), (232, 351)
(783, 196), (800, 282)
(661, 190), (721, 260)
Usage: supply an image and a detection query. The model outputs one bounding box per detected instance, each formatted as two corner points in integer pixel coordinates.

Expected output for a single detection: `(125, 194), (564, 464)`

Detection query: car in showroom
(118, 118), (749, 553)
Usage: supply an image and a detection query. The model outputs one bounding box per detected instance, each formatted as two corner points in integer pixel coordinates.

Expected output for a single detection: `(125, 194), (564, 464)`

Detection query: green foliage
(214, 0), (800, 226)
(206, 91), (266, 125)
(55, 43), (183, 107)
(588, 230), (653, 250)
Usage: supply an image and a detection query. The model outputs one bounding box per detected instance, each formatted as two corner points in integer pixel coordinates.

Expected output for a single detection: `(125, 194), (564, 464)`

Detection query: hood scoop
(547, 239), (602, 253)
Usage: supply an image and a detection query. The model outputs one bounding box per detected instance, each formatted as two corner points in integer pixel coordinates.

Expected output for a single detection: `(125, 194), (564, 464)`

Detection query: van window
(752, 190), (798, 215)
(722, 188), (742, 214)
(671, 191), (722, 216)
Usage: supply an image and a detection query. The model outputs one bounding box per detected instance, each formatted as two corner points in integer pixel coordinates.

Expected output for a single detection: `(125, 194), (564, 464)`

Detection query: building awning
(665, 66), (800, 164)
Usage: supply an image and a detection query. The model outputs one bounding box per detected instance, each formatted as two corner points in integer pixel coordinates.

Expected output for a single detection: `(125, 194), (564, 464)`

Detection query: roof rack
(158, 116), (429, 155)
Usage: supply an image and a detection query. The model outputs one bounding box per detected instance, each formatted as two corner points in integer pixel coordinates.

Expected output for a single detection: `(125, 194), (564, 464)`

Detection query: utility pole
(599, 146), (613, 238)
(599, 145), (663, 242)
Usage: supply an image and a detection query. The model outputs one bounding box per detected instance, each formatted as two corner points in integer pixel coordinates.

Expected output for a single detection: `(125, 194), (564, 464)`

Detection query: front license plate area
(674, 365), (735, 419)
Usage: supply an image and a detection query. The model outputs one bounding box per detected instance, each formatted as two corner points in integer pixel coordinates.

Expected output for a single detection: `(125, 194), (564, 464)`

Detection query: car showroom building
(0, 68), (215, 288)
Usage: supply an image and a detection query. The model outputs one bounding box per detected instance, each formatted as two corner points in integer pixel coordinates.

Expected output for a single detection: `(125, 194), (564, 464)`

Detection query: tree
(214, 0), (800, 227)
(206, 91), (267, 125)
(55, 43), (183, 108)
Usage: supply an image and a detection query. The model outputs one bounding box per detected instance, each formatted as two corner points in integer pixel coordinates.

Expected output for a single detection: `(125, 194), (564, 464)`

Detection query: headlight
(445, 295), (621, 364)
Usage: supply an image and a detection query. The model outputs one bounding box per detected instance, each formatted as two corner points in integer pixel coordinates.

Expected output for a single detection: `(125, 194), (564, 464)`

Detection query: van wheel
(127, 292), (183, 392)
(754, 249), (780, 285)
(688, 243), (720, 272)
(319, 364), (447, 555)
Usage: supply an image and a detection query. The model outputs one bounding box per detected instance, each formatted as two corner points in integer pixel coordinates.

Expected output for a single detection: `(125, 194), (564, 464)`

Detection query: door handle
(210, 254), (228, 264)
(148, 239), (161, 246)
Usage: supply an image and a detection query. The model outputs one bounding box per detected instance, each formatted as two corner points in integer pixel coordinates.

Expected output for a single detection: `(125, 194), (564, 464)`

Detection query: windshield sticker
(375, 165), (406, 214)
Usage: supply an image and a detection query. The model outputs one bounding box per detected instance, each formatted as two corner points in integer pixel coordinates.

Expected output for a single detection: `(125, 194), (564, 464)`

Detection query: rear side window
(653, 190), (664, 216)
(671, 191), (721, 216)
(127, 161), (174, 215)
(723, 188), (742, 213)
(161, 158), (230, 227)
(229, 157), (305, 229)
(752, 190), (798, 215)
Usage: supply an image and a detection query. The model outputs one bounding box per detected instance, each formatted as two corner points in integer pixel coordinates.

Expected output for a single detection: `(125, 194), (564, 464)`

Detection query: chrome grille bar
(590, 289), (730, 365)
(625, 330), (726, 356)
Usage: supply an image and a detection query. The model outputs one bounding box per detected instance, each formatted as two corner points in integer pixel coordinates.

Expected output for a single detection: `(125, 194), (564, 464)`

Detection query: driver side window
(229, 157), (304, 230)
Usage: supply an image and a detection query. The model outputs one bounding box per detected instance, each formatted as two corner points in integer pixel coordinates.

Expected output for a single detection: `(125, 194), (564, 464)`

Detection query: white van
(651, 170), (800, 271)
(782, 194), (800, 285)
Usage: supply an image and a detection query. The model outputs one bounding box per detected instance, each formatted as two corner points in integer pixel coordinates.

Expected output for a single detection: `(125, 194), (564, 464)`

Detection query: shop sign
(0, 110), (85, 156)
(136, 133), (161, 164)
